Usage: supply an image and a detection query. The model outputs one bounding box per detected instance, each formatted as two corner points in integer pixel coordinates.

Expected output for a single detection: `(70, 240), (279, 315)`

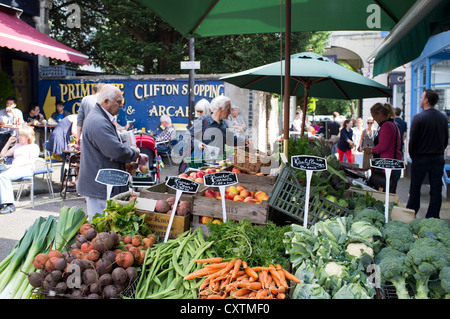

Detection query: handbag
(362, 149), (373, 170)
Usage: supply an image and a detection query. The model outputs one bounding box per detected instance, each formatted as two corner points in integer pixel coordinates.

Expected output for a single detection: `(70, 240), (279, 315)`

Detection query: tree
(49, 0), (330, 75)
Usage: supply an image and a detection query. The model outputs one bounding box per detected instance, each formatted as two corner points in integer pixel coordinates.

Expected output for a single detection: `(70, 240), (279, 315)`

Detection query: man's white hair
(97, 84), (121, 105)
(209, 95), (231, 113)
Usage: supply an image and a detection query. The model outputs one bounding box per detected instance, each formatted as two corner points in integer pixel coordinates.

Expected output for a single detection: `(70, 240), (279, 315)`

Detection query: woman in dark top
(337, 119), (355, 163)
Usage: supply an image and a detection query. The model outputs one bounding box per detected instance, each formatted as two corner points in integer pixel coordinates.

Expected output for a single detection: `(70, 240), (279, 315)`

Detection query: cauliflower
(346, 242), (374, 259)
(324, 262), (345, 277)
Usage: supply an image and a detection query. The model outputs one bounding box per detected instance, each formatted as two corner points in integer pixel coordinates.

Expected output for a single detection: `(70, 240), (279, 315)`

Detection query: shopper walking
(407, 89), (448, 218)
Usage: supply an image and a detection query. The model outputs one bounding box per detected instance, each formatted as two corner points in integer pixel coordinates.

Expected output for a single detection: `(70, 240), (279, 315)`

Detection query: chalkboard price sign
(95, 169), (131, 186)
(166, 176), (199, 193)
(291, 155), (327, 171)
(371, 158), (405, 170)
(204, 172), (238, 187)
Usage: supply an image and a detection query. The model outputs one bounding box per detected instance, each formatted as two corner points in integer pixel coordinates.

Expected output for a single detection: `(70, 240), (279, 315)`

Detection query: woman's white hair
(195, 98), (211, 114)
(209, 95), (231, 113)
(97, 84), (121, 105)
(160, 114), (172, 125)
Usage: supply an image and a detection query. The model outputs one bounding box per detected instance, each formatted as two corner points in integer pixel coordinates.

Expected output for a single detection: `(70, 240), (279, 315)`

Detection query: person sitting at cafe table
(45, 114), (78, 161)
(0, 126), (39, 214)
(0, 96), (24, 150)
(50, 100), (70, 124)
(154, 114), (176, 154)
(23, 103), (46, 153)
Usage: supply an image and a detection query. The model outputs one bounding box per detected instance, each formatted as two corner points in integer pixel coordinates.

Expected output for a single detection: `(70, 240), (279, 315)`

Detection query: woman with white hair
(195, 99), (210, 116)
(154, 114), (176, 153)
(0, 126), (39, 214)
(185, 95), (250, 159)
(226, 105), (246, 138)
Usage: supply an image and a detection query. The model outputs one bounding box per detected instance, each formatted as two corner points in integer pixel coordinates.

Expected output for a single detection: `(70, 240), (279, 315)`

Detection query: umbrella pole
(300, 80), (310, 137)
(282, 0), (291, 156)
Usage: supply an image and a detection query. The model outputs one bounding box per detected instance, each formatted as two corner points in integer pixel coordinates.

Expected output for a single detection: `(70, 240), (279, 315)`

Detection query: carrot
(251, 266), (271, 271)
(235, 281), (262, 290)
(258, 271), (265, 288)
(204, 262), (229, 269)
(207, 294), (225, 299)
(263, 270), (272, 287)
(193, 257), (223, 263)
(231, 259), (242, 279)
(277, 270), (289, 288)
(184, 268), (214, 280)
(232, 288), (251, 298)
(269, 282), (279, 296)
(282, 268), (301, 283)
(199, 278), (210, 291)
(268, 265), (282, 282)
(256, 289), (269, 299)
(277, 293), (286, 299)
(278, 286), (286, 294)
(243, 262), (259, 280)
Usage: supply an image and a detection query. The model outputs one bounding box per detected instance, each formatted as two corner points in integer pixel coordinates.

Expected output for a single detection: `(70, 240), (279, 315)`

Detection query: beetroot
(155, 200), (170, 213)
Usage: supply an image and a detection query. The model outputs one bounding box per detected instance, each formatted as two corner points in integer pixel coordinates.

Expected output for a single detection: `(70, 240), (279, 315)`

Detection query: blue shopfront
(38, 76), (225, 132)
(410, 30), (450, 134)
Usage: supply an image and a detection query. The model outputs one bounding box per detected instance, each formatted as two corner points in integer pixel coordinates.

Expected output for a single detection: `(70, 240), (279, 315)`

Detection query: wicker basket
(233, 148), (271, 175)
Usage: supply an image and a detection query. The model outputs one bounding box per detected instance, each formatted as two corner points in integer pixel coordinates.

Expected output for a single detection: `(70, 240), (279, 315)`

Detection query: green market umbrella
(140, 0), (415, 37)
(221, 52), (392, 136)
(139, 0), (413, 146)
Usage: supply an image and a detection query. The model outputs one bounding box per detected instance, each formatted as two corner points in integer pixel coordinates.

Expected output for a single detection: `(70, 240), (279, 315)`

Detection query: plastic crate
(267, 166), (352, 226)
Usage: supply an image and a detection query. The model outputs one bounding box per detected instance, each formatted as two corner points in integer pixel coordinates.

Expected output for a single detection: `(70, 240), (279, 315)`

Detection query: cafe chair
(13, 157), (55, 208)
(61, 153), (80, 199)
(155, 139), (178, 167)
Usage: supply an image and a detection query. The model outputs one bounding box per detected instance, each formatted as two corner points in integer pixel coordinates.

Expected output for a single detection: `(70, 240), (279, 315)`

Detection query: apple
(195, 177), (204, 183)
(212, 219), (222, 225)
(200, 216), (213, 224)
(139, 165), (149, 174)
(226, 186), (239, 195)
(227, 193), (237, 200)
(256, 173), (264, 176)
(254, 191), (269, 202)
(215, 191), (221, 199)
(239, 189), (251, 198)
(244, 197), (259, 204)
(233, 195), (244, 202)
(196, 171), (205, 178)
(236, 185), (246, 192)
(179, 173), (188, 178)
(231, 168), (241, 173)
(204, 190), (216, 198)
(189, 172), (197, 179)
(206, 169), (216, 175)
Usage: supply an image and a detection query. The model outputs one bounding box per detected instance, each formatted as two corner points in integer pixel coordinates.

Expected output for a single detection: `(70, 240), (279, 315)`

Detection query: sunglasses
(367, 122), (373, 124)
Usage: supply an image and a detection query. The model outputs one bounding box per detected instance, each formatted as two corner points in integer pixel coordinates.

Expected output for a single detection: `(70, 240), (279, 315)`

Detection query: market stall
(1, 137), (449, 300)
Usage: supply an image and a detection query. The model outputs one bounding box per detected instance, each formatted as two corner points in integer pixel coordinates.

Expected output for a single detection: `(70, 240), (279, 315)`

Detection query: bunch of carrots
(183, 257), (301, 299)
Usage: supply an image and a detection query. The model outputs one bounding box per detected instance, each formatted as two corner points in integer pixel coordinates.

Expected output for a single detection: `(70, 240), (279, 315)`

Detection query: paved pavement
(0, 159), (449, 262)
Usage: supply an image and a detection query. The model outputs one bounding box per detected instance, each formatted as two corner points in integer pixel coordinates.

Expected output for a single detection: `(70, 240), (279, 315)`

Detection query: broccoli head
(439, 267), (450, 299)
(353, 208), (385, 229)
(410, 218), (450, 245)
(405, 245), (448, 299)
(378, 253), (410, 299)
(381, 221), (416, 253)
(374, 246), (404, 264)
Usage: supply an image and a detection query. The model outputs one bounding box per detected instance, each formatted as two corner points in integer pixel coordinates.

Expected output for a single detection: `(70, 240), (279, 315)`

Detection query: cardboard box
(350, 187), (399, 204)
(137, 190), (193, 239)
(390, 206), (415, 224)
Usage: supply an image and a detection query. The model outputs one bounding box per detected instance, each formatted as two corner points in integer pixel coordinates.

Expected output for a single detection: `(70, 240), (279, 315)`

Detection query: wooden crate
(137, 190), (194, 239)
(192, 182), (273, 231)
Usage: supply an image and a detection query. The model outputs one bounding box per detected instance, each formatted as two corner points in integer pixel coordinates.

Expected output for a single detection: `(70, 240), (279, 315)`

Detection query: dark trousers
(0, 133), (11, 151)
(406, 155), (445, 218)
